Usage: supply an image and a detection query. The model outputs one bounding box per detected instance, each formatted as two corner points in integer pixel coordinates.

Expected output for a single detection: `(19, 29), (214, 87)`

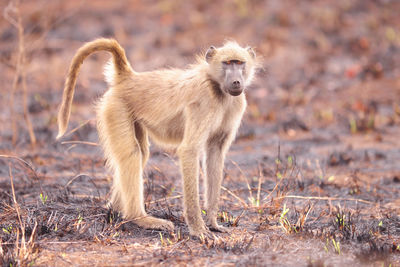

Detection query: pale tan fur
(57, 38), (257, 237)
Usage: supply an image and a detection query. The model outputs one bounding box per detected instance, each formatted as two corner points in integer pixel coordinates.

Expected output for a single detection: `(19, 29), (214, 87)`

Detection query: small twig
(65, 173), (93, 188)
(261, 176), (283, 202)
(9, 163), (27, 260)
(230, 160), (253, 203)
(148, 195), (182, 205)
(64, 173), (101, 198)
(0, 154), (38, 179)
(272, 195), (373, 205)
(296, 203), (313, 230)
(61, 140), (99, 146)
(275, 141), (281, 180)
(244, 234), (255, 251)
(1, 240), (93, 245)
(68, 194), (102, 200)
(28, 220), (38, 247)
(256, 163), (263, 207)
(221, 186), (248, 208)
(61, 119), (92, 138)
(232, 210), (246, 226)
(162, 152), (179, 167)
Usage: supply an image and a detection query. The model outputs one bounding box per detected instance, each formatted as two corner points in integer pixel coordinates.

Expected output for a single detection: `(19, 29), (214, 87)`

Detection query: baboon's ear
(205, 46), (216, 62)
(247, 47), (256, 59)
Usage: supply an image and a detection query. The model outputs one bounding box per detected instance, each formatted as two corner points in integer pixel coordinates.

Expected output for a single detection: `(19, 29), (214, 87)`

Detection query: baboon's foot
(109, 190), (122, 211)
(133, 216), (174, 232)
(205, 217), (230, 233)
(188, 223), (214, 240)
(190, 229), (218, 243)
(107, 201), (121, 212)
(208, 223), (230, 233)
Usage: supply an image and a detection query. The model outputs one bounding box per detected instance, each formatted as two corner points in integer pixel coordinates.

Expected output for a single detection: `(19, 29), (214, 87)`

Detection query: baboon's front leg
(178, 146), (207, 237)
(177, 109), (212, 238)
(204, 132), (231, 232)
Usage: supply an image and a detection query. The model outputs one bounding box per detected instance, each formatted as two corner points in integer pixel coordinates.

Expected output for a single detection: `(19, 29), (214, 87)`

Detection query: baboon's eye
(223, 60), (244, 65)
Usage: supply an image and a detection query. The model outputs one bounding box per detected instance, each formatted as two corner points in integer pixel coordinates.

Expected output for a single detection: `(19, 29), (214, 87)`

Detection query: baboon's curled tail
(57, 38), (131, 139)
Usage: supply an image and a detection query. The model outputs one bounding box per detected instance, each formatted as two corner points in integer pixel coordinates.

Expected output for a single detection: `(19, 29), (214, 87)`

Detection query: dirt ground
(1, 0), (400, 266)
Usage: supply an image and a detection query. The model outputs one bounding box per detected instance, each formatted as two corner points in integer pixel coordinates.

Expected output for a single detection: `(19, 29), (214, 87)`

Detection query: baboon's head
(206, 42), (256, 96)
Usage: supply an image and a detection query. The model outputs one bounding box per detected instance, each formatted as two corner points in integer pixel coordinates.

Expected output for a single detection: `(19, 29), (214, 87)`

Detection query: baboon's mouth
(228, 88), (243, 96)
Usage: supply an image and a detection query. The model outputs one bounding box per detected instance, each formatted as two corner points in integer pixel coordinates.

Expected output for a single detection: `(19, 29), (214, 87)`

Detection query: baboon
(57, 38), (257, 238)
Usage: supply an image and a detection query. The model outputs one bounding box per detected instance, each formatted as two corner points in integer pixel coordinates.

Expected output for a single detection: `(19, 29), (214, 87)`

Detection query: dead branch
(4, 0), (36, 147)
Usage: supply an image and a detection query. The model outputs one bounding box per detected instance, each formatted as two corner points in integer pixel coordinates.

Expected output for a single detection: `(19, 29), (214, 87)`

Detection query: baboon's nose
(232, 80), (241, 89)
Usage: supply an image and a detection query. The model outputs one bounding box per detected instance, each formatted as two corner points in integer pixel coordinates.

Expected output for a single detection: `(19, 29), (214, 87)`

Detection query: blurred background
(0, 0), (399, 148)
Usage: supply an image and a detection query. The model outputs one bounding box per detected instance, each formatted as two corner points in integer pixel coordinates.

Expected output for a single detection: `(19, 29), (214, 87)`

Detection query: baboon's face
(206, 43), (256, 97)
(221, 60), (246, 96)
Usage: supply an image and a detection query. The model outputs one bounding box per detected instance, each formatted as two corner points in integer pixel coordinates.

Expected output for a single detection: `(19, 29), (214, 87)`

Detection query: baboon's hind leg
(98, 94), (174, 232)
(134, 122), (150, 170)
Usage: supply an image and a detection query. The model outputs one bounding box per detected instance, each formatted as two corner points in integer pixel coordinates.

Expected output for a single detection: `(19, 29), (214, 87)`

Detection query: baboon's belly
(144, 112), (184, 147)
